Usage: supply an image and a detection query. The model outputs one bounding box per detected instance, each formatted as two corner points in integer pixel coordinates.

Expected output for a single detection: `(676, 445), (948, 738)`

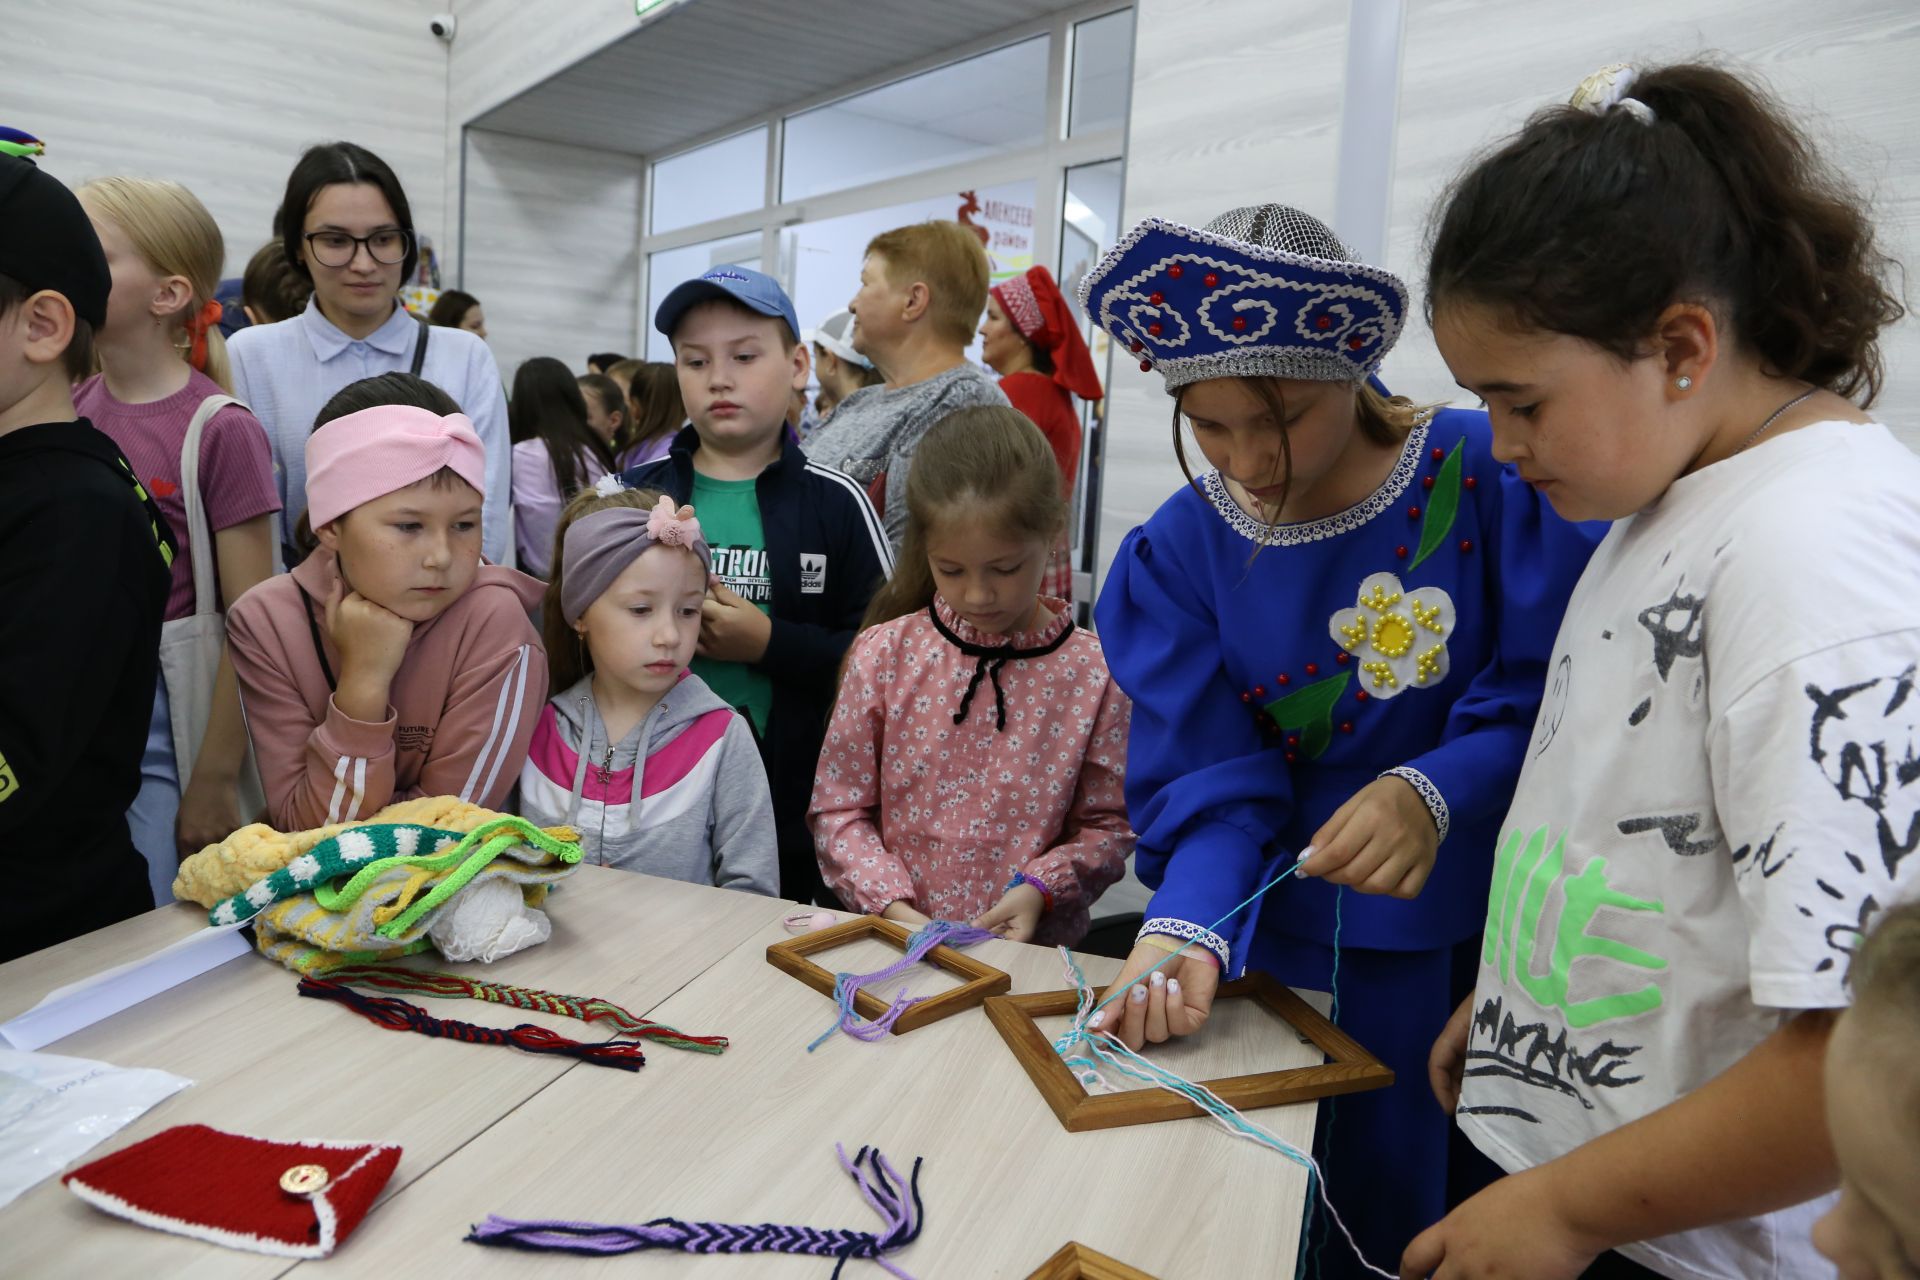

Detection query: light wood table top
(319, 916), (1326, 1279)
(0, 867), (794, 1280)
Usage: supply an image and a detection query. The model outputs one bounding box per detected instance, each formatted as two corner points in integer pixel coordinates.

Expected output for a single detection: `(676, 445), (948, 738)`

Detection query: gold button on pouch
(280, 1163), (330, 1195)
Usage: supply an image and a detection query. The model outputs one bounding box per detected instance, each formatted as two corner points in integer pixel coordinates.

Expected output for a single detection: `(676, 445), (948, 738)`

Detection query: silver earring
(1675, 376), (1693, 391)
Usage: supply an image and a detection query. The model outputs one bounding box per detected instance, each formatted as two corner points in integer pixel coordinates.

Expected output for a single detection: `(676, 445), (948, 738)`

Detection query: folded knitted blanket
(205, 818), (582, 975)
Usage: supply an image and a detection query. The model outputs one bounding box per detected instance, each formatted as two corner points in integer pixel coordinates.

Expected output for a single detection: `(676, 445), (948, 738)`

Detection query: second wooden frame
(765, 914), (1011, 1035)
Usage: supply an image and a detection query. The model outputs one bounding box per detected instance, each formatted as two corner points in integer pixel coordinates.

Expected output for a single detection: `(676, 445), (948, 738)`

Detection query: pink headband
(305, 405), (488, 529)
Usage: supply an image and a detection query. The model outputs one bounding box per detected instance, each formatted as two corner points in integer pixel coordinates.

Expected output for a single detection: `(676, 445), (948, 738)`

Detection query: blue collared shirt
(228, 296), (511, 563)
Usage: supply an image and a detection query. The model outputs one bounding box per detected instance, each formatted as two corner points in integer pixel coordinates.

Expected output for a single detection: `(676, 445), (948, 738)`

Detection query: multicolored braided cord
(466, 1144), (924, 1279)
(321, 965), (728, 1053)
(296, 977), (647, 1072)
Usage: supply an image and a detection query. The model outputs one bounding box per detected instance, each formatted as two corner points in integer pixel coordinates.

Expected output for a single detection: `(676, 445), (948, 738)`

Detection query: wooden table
(0, 872), (1325, 1279)
(0, 868), (791, 1279)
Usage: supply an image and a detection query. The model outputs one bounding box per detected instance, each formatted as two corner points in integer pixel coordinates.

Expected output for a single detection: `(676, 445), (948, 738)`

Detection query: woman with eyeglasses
(228, 142), (511, 566)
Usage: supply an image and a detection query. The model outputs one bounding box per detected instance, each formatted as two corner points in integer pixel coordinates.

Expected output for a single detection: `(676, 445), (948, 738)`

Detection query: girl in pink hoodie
(228, 374), (547, 830)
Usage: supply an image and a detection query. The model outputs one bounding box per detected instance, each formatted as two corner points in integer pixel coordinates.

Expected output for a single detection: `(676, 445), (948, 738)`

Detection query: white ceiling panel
(470, 0), (1099, 157)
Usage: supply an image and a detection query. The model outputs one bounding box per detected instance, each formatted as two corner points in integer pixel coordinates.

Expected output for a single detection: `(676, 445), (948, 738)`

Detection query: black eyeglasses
(304, 228), (412, 268)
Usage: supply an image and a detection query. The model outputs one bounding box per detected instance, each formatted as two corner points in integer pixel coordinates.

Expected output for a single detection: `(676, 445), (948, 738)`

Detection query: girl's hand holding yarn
(880, 898), (934, 930)
(1397, 1163), (1605, 1280)
(1090, 942), (1221, 1052)
(1298, 775), (1440, 898)
(971, 881), (1044, 943)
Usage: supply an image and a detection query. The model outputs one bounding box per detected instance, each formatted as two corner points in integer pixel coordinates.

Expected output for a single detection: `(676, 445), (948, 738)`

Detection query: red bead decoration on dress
(1464, 476), (1477, 490)
(1356, 689), (1370, 703)
(1149, 291), (1165, 306)
(1129, 340), (1143, 353)
(1460, 539), (1474, 553)
(1168, 264), (1184, 279)
(1232, 316), (1247, 332)
(1203, 272), (1218, 287)
(1148, 323), (1164, 337)
(1276, 673), (1291, 686)
(1423, 476), (1435, 490)
(1408, 506), (1421, 519)
(1286, 735), (1299, 748)
(1396, 545), (1408, 559)
(1348, 337), (1364, 350)
(1305, 662), (1319, 676)
(1341, 722), (1354, 735)
(1139, 359), (1153, 372)
(1432, 447), (1445, 462)
(1240, 692), (1251, 703)
(1285, 752), (1298, 764)
(1254, 685), (1266, 698)
(1315, 316), (1332, 330)
(1336, 652), (1351, 666)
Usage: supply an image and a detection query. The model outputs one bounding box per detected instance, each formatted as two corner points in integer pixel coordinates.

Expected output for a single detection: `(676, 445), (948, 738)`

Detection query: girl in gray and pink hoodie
(517, 484), (775, 896)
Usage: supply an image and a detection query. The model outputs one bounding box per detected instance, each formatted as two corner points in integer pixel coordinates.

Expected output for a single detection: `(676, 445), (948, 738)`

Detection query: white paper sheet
(0, 1048), (191, 1208)
(0, 921), (250, 1052)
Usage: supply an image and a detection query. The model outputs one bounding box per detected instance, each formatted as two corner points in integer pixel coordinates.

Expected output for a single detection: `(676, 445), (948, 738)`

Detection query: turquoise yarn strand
(1054, 861), (1392, 1279)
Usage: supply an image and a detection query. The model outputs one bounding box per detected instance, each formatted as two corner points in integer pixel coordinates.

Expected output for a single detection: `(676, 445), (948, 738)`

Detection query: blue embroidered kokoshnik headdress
(1078, 204), (1409, 390)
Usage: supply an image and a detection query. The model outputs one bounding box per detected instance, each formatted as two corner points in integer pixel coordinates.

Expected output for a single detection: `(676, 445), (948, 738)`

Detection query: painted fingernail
(1150, 970), (1166, 988)
(1169, 979), (1181, 996)
(1130, 984), (1147, 1003)
(1088, 1012), (1104, 1029)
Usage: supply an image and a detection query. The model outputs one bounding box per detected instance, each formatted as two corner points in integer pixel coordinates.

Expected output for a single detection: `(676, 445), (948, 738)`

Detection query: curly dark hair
(1427, 61), (1905, 405)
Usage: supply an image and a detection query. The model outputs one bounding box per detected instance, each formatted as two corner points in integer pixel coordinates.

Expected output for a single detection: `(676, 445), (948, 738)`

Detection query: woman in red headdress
(979, 265), (1104, 600)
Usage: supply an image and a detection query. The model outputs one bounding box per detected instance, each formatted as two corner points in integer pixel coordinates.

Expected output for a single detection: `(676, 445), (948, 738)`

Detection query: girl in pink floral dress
(809, 406), (1134, 944)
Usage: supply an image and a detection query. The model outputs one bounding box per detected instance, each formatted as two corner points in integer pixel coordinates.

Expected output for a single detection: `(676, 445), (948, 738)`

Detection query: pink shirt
(75, 371), (280, 621)
(810, 595), (1134, 944)
(227, 548), (548, 830)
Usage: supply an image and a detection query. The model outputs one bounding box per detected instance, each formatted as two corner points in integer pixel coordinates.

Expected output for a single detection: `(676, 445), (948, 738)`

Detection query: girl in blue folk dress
(1082, 204), (1602, 1274)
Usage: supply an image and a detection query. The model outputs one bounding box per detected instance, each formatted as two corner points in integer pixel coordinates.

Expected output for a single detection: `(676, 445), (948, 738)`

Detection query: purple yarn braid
(806, 921), (997, 1051)
(466, 1144), (925, 1279)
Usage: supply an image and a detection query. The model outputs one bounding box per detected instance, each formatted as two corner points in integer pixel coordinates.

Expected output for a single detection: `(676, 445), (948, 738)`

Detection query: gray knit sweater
(800, 360), (1008, 549)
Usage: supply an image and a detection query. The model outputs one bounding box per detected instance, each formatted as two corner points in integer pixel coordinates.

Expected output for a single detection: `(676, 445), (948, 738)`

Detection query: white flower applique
(1329, 571), (1454, 699)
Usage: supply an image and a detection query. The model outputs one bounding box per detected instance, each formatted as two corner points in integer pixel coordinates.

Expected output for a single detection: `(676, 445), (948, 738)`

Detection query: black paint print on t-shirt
(1617, 812), (1718, 858)
(1636, 587), (1706, 683)
(1807, 664), (1920, 878)
(1463, 995), (1644, 1123)
(1628, 696), (1652, 726)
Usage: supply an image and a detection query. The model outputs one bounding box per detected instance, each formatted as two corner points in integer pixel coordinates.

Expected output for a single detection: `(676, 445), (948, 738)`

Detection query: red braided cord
(298, 978), (646, 1071)
(324, 965), (728, 1051)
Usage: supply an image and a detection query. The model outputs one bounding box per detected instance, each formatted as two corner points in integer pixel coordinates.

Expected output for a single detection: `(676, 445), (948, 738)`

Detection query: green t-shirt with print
(690, 472), (773, 737)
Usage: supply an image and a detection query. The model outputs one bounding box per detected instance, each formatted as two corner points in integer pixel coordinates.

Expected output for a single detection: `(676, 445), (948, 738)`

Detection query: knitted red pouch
(62, 1123), (401, 1258)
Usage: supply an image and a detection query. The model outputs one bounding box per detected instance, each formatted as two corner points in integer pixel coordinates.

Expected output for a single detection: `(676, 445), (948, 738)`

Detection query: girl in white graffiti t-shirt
(1406, 62), (1920, 1280)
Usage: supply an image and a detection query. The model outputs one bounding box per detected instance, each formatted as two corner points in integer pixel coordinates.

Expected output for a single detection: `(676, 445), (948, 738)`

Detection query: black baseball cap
(0, 154), (110, 328)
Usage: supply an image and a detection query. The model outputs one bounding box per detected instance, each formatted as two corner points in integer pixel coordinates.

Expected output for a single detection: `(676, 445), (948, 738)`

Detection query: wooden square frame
(765, 914), (1010, 1035)
(1026, 1242), (1161, 1279)
(984, 970), (1392, 1131)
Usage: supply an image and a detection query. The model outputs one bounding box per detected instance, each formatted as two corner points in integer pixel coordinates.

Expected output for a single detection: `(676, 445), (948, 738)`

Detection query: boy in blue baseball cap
(623, 265), (892, 904)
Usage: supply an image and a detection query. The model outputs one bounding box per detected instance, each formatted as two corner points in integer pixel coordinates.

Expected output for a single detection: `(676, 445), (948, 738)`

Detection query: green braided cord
(376, 821), (581, 938)
(322, 965), (729, 1053)
(309, 817), (578, 923)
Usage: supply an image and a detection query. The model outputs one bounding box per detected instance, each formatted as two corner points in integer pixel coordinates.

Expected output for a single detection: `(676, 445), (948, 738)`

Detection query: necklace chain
(1734, 386), (1818, 454)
